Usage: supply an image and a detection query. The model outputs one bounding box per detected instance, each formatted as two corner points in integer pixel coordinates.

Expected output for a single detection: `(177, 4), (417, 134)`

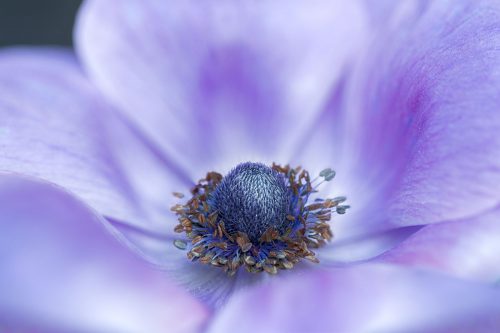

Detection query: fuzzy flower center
(171, 162), (349, 276)
(211, 163), (289, 243)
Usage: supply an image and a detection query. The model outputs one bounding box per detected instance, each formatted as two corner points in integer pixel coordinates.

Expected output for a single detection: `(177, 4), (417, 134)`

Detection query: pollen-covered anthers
(171, 164), (349, 276)
(270, 164), (348, 251)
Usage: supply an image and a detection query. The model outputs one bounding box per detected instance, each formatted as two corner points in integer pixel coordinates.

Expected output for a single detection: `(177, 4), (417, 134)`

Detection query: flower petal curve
(0, 174), (208, 333)
(0, 47), (141, 224)
(208, 264), (500, 333)
(0, 47), (191, 231)
(376, 204), (500, 282)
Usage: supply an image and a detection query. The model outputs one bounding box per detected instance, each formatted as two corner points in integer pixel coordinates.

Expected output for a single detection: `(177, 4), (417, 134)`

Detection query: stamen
(171, 162), (348, 276)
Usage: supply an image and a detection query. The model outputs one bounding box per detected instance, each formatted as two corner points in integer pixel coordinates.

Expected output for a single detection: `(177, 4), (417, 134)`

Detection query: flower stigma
(171, 162), (349, 276)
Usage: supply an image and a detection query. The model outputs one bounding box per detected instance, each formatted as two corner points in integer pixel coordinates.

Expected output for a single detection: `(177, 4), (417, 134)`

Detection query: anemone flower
(1, 0), (500, 332)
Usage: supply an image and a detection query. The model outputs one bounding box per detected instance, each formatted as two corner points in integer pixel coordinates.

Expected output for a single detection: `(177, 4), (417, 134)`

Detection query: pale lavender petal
(0, 47), (192, 233)
(351, 0), (500, 227)
(319, 226), (422, 264)
(0, 174), (208, 333)
(208, 264), (500, 333)
(287, 76), (396, 243)
(298, 0), (500, 242)
(0, 48), (143, 223)
(376, 205), (500, 282)
(362, 0), (429, 27)
(75, 0), (368, 176)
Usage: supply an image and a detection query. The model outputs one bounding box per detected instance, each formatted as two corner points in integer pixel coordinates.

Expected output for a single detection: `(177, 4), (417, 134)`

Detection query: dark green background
(0, 0), (82, 47)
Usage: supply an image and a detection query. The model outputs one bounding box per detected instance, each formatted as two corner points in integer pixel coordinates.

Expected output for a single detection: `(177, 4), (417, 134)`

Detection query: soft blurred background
(0, 0), (81, 47)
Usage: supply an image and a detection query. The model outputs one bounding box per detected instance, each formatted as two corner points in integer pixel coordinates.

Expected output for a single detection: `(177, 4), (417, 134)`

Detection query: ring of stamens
(171, 163), (349, 276)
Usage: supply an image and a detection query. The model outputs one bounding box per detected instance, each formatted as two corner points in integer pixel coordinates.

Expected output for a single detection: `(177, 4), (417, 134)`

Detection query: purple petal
(0, 48), (141, 223)
(350, 1), (500, 228)
(376, 205), (500, 282)
(75, 0), (368, 176)
(319, 226), (422, 263)
(208, 264), (500, 333)
(299, 0), (500, 241)
(0, 47), (190, 232)
(361, 0), (428, 27)
(0, 174), (208, 332)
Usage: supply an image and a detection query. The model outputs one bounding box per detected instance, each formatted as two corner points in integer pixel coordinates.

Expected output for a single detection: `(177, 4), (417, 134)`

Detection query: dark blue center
(211, 162), (290, 243)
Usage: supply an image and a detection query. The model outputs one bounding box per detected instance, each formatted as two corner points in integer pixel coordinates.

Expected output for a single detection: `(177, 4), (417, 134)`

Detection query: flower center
(211, 162), (289, 243)
(171, 162), (348, 276)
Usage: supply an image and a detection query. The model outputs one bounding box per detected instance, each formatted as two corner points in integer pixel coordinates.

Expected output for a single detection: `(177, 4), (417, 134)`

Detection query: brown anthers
(171, 163), (348, 276)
